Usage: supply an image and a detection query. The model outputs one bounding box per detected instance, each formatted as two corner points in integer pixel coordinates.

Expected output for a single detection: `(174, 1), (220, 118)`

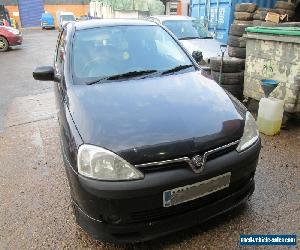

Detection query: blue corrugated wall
(190, 0), (276, 43)
(18, 0), (44, 27)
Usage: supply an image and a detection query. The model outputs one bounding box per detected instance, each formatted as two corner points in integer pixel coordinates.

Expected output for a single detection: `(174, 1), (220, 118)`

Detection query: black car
(33, 19), (261, 243)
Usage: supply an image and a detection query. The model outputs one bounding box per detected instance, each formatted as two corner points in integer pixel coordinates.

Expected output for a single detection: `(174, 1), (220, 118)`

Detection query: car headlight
(77, 144), (144, 181)
(5, 27), (20, 35)
(237, 112), (259, 152)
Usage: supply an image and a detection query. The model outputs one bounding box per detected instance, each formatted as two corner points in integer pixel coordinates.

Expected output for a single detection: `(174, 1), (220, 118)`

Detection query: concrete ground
(0, 30), (299, 250)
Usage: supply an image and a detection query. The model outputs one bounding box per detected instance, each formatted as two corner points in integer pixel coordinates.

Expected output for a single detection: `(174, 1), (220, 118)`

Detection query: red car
(0, 25), (22, 52)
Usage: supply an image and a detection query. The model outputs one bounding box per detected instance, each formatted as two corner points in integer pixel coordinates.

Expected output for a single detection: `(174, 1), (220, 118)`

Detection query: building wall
(45, 4), (89, 27)
(5, 5), (20, 27)
(4, 3), (89, 28)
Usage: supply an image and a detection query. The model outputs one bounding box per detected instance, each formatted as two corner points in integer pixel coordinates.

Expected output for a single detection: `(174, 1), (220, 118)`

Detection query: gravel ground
(0, 30), (299, 250)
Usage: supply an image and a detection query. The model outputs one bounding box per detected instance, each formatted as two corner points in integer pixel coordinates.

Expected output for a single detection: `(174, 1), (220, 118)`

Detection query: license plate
(163, 172), (231, 207)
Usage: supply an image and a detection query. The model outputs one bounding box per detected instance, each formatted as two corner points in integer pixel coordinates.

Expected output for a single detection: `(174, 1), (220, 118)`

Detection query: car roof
(150, 15), (196, 22)
(74, 19), (157, 31)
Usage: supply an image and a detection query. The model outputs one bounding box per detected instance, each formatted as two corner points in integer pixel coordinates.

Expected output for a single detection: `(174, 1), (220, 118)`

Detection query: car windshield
(73, 25), (194, 84)
(61, 15), (75, 21)
(162, 20), (211, 40)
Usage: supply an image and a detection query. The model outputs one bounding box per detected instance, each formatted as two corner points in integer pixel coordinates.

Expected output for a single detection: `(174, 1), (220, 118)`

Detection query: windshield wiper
(180, 36), (212, 40)
(180, 36), (200, 40)
(162, 64), (194, 75)
(86, 70), (158, 85)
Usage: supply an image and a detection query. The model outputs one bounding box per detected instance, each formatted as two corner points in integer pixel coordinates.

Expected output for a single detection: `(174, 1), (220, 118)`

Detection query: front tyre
(0, 36), (9, 52)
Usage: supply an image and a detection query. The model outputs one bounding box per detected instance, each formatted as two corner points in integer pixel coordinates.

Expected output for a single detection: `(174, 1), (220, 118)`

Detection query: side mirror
(192, 51), (203, 64)
(33, 66), (54, 81)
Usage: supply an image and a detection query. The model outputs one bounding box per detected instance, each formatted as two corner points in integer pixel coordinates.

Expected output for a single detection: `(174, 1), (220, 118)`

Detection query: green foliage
(91, 0), (165, 14)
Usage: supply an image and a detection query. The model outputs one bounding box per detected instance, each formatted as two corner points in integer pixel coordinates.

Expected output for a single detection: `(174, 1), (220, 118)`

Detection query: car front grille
(137, 141), (239, 173)
(127, 175), (253, 224)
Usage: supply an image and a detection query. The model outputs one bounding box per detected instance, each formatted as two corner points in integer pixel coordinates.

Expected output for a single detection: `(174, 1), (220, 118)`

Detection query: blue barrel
(190, 0), (276, 43)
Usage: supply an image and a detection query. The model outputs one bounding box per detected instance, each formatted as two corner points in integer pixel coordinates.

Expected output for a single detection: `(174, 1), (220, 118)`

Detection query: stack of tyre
(253, 8), (273, 26)
(274, 1), (296, 21)
(228, 3), (256, 59)
(253, 1), (296, 25)
(210, 3), (256, 99)
(210, 57), (245, 99)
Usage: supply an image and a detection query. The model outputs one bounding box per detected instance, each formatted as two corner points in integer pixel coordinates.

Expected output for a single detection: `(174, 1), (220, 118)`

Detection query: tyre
(278, 22), (300, 27)
(0, 36), (9, 52)
(210, 57), (245, 73)
(257, 8), (271, 12)
(234, 12), (254, 21)
(275, 1), (295, 11)
(233, 20), (253, 25)
(253, 11), (268, 20)
(228, 35), (247, 48)
(229, 24), (252, 36)
(228, 46), (246, 59)
(211, 71), (244, 85)
(235, 3), (257, 13)
(252, 20), (277, 27)
(252, 20), (263, 26)
(221, 84), (243, 98)
(275, 8), (295, 18)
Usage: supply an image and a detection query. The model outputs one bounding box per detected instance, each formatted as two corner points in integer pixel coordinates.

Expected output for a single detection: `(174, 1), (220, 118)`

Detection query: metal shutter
(19, 0), (44, 27)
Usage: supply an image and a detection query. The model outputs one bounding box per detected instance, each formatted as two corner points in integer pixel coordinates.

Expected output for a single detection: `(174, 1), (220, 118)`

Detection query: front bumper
(42, 24), (55, 29)
(7, 34), (22, 46)
(63, 139), (260, 243)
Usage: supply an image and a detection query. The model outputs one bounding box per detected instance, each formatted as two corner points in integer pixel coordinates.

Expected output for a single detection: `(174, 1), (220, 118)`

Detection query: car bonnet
(67, 71), (245, 165)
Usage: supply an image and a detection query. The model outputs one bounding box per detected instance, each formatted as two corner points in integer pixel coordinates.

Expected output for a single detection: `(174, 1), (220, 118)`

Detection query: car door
(54, 27), (81, 171)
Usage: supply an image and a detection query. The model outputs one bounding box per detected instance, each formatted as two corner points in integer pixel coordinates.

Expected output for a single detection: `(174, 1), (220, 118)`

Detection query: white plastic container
(257, 97), (284, 136)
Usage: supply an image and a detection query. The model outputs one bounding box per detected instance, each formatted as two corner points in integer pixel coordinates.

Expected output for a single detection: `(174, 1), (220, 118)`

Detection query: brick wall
(45, 4), (89, 27)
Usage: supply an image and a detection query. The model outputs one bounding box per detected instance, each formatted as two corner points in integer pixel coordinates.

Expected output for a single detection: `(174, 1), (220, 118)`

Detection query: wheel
(228, 35), (247, 48)
(221, 84), (243, 99)
(235, 3), (257, 13)
(275, 1), (295, 11)
(228, 46), (246, 59)
(230, 24), (252, 36)
(234, 12), (254, 21)
(210, 57), (245, 73)
(0, 36), (9, 52)
(211, 71), (244, 85)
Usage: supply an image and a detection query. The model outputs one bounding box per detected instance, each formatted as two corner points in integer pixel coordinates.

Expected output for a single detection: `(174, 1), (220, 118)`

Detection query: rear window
(61, 15), (75, 21)
(163, 20), (210, 39)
